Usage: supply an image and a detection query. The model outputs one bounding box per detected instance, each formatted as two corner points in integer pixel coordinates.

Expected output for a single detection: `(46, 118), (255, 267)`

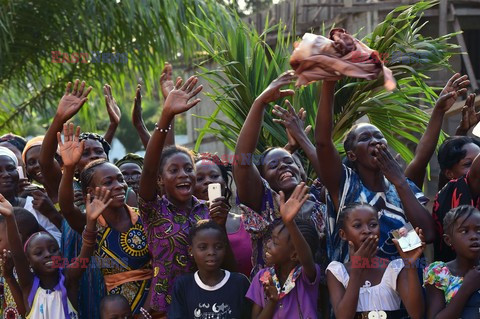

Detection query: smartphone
(208, 183), (222, 202)
(17, 166), (24, 179)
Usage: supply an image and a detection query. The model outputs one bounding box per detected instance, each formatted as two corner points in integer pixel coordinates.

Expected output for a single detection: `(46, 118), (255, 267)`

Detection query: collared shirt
(138, 195), (209, 313)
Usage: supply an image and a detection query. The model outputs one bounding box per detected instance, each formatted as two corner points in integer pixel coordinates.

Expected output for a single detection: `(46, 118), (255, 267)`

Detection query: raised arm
(456, 93), (479, 136)
(160, 63), (176, 147)
(139, 76), (203, 201)
(0, 195), (34, 292)
(132, 85), (151, 149)
(272, 100), (320, 178)
(314, 81), (343, 209)
(103, 84), (121, 145)
(58, 123), (87, 234)
(279, 183), (316, 281)
(234, 72), (295, 212)
(405, 73), (469, 188)
(1, 250), (26, 316)
(39, 80), (92, 202)
(374, 144), (436, 243)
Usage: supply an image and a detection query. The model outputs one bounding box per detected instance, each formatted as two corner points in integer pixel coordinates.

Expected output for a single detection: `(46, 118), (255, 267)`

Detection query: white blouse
(326, 259), (404, 312)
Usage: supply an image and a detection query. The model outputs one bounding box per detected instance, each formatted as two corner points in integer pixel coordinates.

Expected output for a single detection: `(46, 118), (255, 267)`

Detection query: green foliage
(190, 0), (459, 179)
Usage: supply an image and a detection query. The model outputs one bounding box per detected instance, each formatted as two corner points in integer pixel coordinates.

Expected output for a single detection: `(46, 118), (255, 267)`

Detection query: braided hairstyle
(79, 132), (111, 158)
(276, 219), (319, 257)
(194, 152), (233, 203)
(159, 145), (195, 174)
(79, 158), (109, 194)
(188, 219), (228, 244)
(443, 205), (480, 236)
(337, 203), (378, 230)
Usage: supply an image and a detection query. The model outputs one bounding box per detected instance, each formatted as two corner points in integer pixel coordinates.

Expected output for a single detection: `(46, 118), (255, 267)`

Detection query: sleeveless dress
(26, 271), (77, 319)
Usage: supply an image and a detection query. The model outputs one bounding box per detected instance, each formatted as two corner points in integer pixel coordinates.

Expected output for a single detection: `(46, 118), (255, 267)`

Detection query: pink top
(227, 217), (253, 277)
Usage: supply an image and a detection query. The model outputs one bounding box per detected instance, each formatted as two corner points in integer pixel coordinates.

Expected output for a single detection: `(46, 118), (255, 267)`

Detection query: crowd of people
(0, 60), (479, 319)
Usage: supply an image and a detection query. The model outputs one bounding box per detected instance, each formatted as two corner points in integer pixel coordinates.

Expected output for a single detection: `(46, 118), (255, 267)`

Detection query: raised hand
(456, 93), (479, 135)
(57, 123), (84, 168)
(435, 73), (469, 113)
(0, 194), (13, 218)
(208, 197), (230, 227)
(85, 187), (112, 223)
(279, 182), (309, 225)
(132, 84), (143, 127)
(0, 249), (14, 279)
(257, 71), (296, 104)
(32, 189), (57, 216)
(348, 235), (378, 268)
(373, 144), (405, 187)
(160, 62), (175, 100)
(273, 100), (312, 151)
(56, 80), (93, 122)
(104, 84), (121, 126)
(263, 277), (279, 302)
(163, 76), (203, 118)
(393, 227), (425, 267)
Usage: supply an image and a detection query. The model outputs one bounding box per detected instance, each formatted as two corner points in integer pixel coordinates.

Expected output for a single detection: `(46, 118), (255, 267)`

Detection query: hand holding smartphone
(208, 183), (222, 203)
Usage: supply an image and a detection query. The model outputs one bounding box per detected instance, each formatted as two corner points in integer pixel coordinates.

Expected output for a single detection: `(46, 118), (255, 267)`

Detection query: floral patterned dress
(138, 195), (209, 313)
(424, 261), (480, 317)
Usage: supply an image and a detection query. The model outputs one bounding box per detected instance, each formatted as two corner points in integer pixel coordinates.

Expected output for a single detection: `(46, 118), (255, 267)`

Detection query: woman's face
(262, 148), (300, 194)
(193, 160), (226, 201)
(445, 143), (480, 180)
(77, 139), (107, 173)
(0, 156), (19, 196)
(160, 152), (196, 206)
(25, 146), (44, 185)
(87, 163), (128, 208)
(347, 124), (387, 170)
(118, 163), (142, 194)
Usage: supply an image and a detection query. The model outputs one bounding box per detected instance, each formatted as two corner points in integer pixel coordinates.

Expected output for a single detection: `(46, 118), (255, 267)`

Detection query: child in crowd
(0, 187), (111, 318)
(100, 295), (133, 319)
(169, 220), (251, 318)
(138, 76), (210, 316)
(326, 203), (425, 319)
(246, 183), (321, 319)
(425, 205), (480, 318)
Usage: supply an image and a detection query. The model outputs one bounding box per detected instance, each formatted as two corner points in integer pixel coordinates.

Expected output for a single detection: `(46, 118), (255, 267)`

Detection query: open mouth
(176, 183), (191, 192)
(470, 242), (480, 250)
(279, 171), (293, 182)
(112, 193), (125, 200)
(44, 261), (53, 266)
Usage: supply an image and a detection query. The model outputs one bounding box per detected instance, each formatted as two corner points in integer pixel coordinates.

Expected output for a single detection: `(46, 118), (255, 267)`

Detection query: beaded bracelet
(154, 123), (172, 133)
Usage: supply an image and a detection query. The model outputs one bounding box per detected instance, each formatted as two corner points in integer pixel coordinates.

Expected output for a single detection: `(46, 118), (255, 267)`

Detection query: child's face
(0, 222), (8, 252)
(191, 228), (226, 272)
(194, 160), (226, 201)
(266, 224), (294, 266)
(101, 300), (132, 319)
(26, 234), (61, 274)
(341, 207), (380, 250)
(447, 212), (480, 259)
(160, 153), (196, 205)
(88, 163), (128, 209)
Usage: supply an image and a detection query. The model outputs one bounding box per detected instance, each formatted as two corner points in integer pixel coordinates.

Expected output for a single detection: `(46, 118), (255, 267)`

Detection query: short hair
(276, 219), (319, 257)
(438, 136), (480, 172)
(80, 159), (110, 194)
(100, 294), (130, 319)
(159, 145), (195, 174)
(188, 219), (227, 244)
(338, 203), (378, 230)
(195, 153), (233, 203)
(13, 207), (42, 242)
(443, 205), (480, 235)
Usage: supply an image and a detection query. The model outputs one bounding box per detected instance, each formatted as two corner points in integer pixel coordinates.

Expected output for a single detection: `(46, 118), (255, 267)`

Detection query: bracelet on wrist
(154, 123), (172, 133)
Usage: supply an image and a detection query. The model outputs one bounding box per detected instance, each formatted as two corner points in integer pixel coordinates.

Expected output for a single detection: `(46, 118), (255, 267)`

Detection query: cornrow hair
(337, 203), (378, 230)
(79, 132), (111, 156)
(255, 147), (278, 175)
(159, 145), (195, 174)
(188, 219), (227, 244)
(195, 152), (233, 203)
(80, 158), (109, 194)
(276, 219), (319, 257)
(443, 205), (480, 235)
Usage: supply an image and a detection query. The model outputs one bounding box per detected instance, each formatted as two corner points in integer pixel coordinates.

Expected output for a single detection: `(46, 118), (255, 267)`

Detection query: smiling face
(445, 143), (480, 180)
(87, 163), (128, 208)
(190, 228), (226, 272)
(118, 162), (142, 194)
(193, 159), (226, 201)
(160, 152), (196, 207)
(25, 146), (44, 184)
(26, 233), (61, 275)
(340, 206), (380, 250)
(77, 139), (108, 173)
(445, 212), (480, 260)
(261, 148), (300, 195)
(265, 224), (295, 266)
(0, 155), (19, 197)
(346, 124), (387, 171)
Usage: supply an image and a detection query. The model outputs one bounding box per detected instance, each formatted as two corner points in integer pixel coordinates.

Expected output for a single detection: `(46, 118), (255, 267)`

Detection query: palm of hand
(57, 95), (84, 120)
(161, 80), (174, 98)
(107, 100), (121, 123)
(87, 199), (107, 220)
(280, 200), (302, 223)
(60, 141), (83, 166)
(165, 89), (190, 114)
